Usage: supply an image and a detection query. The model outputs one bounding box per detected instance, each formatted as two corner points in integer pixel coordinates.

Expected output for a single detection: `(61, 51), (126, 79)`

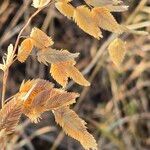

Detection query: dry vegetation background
(0, 0), (150, 150)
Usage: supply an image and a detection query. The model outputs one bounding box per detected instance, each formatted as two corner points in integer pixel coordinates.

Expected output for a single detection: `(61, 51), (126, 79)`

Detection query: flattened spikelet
(46, 89), (79, 109)
(19, 79), (36, 93)
(85, 0), (123, 6)
(105, 5), (128, 12)
(53, 106), (97, 150)
(37, 48), (79, 65)
(92, 7), (122, 33)
(22, 79), (54, 106)
(20, 79), (78, 122)
(0, 98), (23, 134)
(67, 65), (90, 86)
(55, 2), (75, 19)
(108, 38), (126, 67)
(23, 90), (50, 123)
(21, 79), (54, 122)
(74, 6), (102, 39)
(50, 60), (90, 87)
(50, 62), (68, 87)
(17, 38), (33, 63)
(30, 27), (54, 49)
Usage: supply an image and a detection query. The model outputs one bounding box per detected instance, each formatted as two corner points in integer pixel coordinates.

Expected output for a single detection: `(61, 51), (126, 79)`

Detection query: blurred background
(0, 0), (150, 149)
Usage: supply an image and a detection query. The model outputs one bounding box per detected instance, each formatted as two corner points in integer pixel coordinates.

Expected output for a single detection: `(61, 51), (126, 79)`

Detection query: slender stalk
(13, 8), (43, 54)
(2, 70), (8, 107)
(1, 6), (46, 108)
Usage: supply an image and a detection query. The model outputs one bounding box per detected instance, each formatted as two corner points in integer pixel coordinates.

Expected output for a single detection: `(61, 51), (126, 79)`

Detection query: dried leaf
(32, 0), (51, 8)
(37, 48), (79, 65)
(55, 2), (75, 19)
(30, 27), (54, 49)
(0, 98), (23, 135)
(17, 38), (34, 63)
(50, 60), (90, 87)
(92, 7), (122, 33)
(53, 106), (97, 150)
(108, 38), (126, 67)
(73, 6), (102, 39)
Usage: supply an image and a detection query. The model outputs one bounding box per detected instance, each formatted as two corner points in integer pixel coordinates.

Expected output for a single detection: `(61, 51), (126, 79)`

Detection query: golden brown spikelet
(20, 79), (79, 122)
(50, 62), (69, 87)
(104, 5), (128, 12)
(67, 65), (90, 86)
(32, 0), (51, 8)
(46, 89), (79, 109)
(23, 90), (50, 123)
(22, 79), (54, 106)
(85, 0), (123, 7)
(73, 6), (102, 39)
(37, 48), (79, 65)
(0, 98), (23, 135)
(50, 60), (90, 87)
(21, 79), (53, 122)
(91, 7), (122, 33)
(108, 38), (126, 67)
(17, 38), (34, 63)
(53, 106), (98, 150)
(19, 79), (36, 93)
(55, 2), (75, 19)
(30, 27), (54, 49)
